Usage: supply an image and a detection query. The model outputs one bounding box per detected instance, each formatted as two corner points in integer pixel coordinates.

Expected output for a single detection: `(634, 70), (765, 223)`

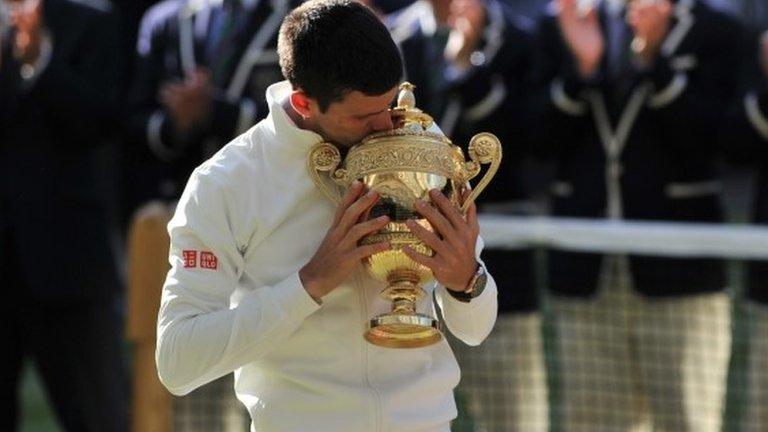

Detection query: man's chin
(333, 136), (364, 148)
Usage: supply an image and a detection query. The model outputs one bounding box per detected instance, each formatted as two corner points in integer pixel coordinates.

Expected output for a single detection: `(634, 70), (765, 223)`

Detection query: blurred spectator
(387, 0), (548, 430)
(722, 25), (768, 432)
(111, 0), (160, 74)
(531, 0), (740, 430)
(124, 0), (293, 210)
(0, 0), (127, 430)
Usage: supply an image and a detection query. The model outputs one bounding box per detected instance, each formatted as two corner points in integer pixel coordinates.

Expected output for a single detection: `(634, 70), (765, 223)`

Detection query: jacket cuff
(563, 55), (604, 93)
(745, 91), (768, 141)
(452, 70), (508, 122)
(549, 59), (602, 116)
(641, 56), (688, 109)
(146, 110), (184, 161)
(550, 78), (588, 116)
(268, 271), (322, 321)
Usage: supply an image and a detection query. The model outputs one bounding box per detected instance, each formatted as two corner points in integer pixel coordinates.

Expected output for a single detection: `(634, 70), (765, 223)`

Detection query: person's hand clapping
(557, 0), (605, 80)
(10, 0), (45, 66)
(159, 68), (214, 137)
(627, 0), (673, 67)
(444, 0), (486, 70)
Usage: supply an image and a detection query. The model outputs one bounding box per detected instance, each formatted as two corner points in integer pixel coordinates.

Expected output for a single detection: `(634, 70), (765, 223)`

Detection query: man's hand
(628, 0), (672, 66)
(299, 181), (391, 300)
(403, 189), (479, 293)
(444, 0), (486, 70)
(759, 31), (768, 81)
(557, 0), (604, 80)
(11, 0), (44, 65)
(159, 68), (214, 136)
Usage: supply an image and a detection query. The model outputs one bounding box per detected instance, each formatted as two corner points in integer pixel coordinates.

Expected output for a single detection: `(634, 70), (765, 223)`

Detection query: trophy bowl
(308, 83), (501, 348)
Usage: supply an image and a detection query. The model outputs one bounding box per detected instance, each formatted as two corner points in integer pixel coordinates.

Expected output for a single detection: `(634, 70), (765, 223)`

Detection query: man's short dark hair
(278, 0), (403, 112)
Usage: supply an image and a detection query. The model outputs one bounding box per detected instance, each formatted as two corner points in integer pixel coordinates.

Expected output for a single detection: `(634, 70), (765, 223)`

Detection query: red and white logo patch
(200, 251), (218, 270)
(182, 250), (198, 268)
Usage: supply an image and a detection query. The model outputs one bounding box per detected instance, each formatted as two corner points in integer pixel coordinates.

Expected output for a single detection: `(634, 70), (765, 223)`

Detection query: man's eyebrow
(356, 94), (398, 118)
(357, 107), (388, 118)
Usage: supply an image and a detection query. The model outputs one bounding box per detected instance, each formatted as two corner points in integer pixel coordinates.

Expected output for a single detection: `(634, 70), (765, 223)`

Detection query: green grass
(19, 364), (60, 432)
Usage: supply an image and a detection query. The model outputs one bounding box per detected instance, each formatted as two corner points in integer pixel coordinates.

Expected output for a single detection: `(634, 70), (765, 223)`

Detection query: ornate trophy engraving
(308, 82), (502, 348)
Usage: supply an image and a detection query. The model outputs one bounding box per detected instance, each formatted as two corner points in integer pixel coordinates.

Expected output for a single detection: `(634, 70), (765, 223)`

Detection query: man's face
(310, 86), (399, 147)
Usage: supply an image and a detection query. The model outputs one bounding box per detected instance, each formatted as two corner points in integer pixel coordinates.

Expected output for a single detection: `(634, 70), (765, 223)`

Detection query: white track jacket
(156, 81), (498, 432)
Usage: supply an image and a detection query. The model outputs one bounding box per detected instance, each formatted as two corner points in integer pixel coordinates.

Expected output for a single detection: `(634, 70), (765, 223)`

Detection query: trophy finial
(391, 82), (433, 130)
(397, 82), (417, 109)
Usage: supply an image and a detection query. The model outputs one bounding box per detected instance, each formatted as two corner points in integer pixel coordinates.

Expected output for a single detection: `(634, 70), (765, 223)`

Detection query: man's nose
(370, 110), (394, 132)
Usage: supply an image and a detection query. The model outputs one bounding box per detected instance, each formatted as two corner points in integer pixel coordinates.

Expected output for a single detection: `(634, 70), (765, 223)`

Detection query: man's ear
(290, 89), (314, 119)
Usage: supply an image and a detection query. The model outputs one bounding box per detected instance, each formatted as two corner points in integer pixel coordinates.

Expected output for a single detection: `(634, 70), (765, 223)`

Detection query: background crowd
(2, 0), (768, 430)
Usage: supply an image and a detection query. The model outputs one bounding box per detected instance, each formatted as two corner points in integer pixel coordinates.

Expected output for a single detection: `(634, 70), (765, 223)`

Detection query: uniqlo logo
(182, 250), (198, 268)
(200, 251), (218, 270)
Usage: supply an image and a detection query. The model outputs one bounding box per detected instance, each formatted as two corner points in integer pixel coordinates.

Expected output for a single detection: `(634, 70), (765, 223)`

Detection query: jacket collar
(264, 81), (326, 156)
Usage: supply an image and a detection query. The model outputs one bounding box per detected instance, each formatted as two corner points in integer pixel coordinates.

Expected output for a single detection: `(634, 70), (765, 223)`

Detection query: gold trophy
(308, 82), (502, 348)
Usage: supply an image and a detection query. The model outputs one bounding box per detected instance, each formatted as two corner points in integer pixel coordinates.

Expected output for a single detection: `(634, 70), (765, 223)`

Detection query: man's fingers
(331, 180), (364, 226)
(352, 242), (391, 261)
(414, 198), (463, 250)
(403, 246), (439, 270)
(337, 189), (380, 233)
(343, 215), (390, 246)
(405, 219), (451, 258)
(429, 189), (465, 230)
(465, 200), (479, 238)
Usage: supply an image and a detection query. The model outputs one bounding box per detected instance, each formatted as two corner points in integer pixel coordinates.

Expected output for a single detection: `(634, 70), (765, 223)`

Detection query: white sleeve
(433, 236), (498, 346)
(155, 171), (321, 396)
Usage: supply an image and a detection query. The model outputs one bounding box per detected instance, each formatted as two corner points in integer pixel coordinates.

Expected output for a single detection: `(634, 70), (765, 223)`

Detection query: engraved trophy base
(364, 278), (443, 348)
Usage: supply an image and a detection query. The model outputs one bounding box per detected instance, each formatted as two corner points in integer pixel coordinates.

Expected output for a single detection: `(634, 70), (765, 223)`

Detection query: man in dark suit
(532, 0), (740, 430)
(0, 0), (126, 430)
(125, 0), (293, 207)
(723, 22), (768, 432)
(387, 1), (547, 430)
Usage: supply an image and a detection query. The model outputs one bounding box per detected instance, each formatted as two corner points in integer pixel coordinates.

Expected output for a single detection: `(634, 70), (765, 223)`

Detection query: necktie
(425, 28), (451, 114)
(606, 4), (628, 80)
(207, 1), (246, 85)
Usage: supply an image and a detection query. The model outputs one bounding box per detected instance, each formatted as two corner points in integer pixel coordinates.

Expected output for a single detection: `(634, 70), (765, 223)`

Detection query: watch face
(472, 271), (488, 298)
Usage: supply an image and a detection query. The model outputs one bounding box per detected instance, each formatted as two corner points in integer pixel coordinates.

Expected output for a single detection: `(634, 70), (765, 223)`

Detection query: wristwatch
(447, 264), (487, 303)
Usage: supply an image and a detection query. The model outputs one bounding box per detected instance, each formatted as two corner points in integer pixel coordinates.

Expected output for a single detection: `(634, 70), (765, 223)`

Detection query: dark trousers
(1, 230), (128, 432)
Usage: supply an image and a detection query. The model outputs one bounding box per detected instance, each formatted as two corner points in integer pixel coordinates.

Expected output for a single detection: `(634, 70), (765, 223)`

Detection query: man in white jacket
(155, 0), (498, 430)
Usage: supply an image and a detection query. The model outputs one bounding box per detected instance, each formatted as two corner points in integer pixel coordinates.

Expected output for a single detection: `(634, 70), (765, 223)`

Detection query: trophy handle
(460, 132), (502, 213)
(308, 142), (346, 204)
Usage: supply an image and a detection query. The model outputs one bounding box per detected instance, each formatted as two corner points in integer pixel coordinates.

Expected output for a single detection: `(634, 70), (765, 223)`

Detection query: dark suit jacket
(531, 0), (741, 298)
(0, 0), (122, 301)
(124, 0), (292, 205)
(387, 0), (539, 312)
(723, 25), (768, 304)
